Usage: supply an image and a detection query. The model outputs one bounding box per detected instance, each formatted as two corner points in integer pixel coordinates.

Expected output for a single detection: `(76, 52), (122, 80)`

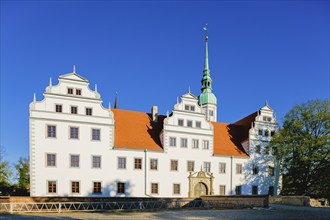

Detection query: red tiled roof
(212, 122), (249, 157)
(112, 109), (164, 151)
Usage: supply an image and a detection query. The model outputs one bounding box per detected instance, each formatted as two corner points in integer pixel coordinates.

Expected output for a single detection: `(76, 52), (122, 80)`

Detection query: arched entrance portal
(194, 182), (208, 197)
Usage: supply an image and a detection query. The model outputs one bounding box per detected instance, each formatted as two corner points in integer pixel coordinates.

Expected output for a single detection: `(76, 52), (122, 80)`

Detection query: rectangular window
(86, 108), (92, 116)
(258, 129), (263, 135)
(187, 161), (194, 172)
(46, 154), (56, 167)
(117, 182), (125, 194)
(151, 183), (158, 194)
(192, 139), (199, 149)
(134, 158), (142, 170)
(268, 186), (274, 196)
(263, 116), (267, 121)
(150, 159), (158, 170)
(187, 120), (193, 127)
(92, 156), (101, 168)
(267, 117), (271, 122)
(173, 184), (180, 195)
(184, 105), (190, 111)
(169, 137), (176, 147)
(76, 89), (82, 96)
(209, 110), (214, 116)
(170, 160), (178, 171)
(118, 157), (126, 169)
(271, 131), (276, 136)
(265, 130), (269, 137)
(203, 162), (211, 173)
(55, 104), (62, 113)
(235, 185), (241, 195)
(196, 121), (201, 128)
(93, 182), (102, 194)
(70, 127), (79, 139)
(219, 162), (226, 174)
(70, 155), (79, 167)
(202, 140), (209, 149)
(71, 181), (80, 193)
(180, 138), (187, 148)
(184, 105), (195, 111)
(92, 129), (101, 140)
(71, 106), (78, 114)
(48, 181), (57, 193)
(68, 88), (73, 95)
(253, 164), (259, 175)
(236, 164), (243, 174)
(269, 166), (275, 176)
(252, 185), (258, 195)
(47, 125), (56, 138)
(190, 106), (195, 111)
(255, 145), (261, 154)
(219, 185), (226, 195)
(264, 146), (270, 155)
(178, 119), (184, 126)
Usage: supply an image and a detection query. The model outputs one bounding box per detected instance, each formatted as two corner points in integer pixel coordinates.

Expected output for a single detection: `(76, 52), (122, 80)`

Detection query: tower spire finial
(49, 77), (52, 86)
(203, 23), (208, 41)
(73, 65), (76, 73)
(33, 93), (36, 102)
(114, 92), (119, 109)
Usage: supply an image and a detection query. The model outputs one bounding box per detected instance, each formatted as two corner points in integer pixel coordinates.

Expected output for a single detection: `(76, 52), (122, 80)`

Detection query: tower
(198, 25), (217, 122)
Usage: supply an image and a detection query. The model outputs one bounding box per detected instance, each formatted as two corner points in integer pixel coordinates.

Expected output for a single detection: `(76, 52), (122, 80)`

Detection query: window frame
(55, 104), (62, 113)
(219, 162), (226, 174)
(173, 183), (181, 195)
(150, 158), (158, 170)
(202, 140), (209, 150)
(203, 161), (211, 173)
(67, 88), (74, 95)
(195, 121), (201, 128)
(170, 160), (178, 171)
(180, 138), (188, 148)
(70, 154), (80, 168)
(75, 89), (82, 96)
(47, 180), (57, 194)
(46, 153), (56, 167)
(178, 119), (184, 126)
(151, 183), (159, 194)
(85, 107), (93, 116)
(71, 181), (80, 194)
(46, 125), (56, 138)
(236, 164), (243, 174)
(117, 182), (125, 194)
(117, 157), (127, 169)
(134, 158), (142, 170)
(69, 126), (79, 139)
(187, 120), (193, 127)
(252, 185), (258, 195)
(187, 160), (195, 172)
(93, 181), (102, 194)
(169, 137), (177, 147)
(235, 185), (241, 195)
(192, 139), (199, 149)
(71, 106), (78, 114)
(219, 185), (226, 195)
(91, 128), (101, 141)
(92, 155), (101, 169)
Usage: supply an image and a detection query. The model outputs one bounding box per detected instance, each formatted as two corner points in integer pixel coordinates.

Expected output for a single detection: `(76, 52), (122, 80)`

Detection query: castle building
(29, 33), (279, 197)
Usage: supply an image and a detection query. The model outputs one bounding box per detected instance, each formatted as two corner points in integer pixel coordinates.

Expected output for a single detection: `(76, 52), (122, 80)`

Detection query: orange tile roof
(112, 109), (249, 157)
(112, 109), (164, 151)
(212, 122), (249, 157)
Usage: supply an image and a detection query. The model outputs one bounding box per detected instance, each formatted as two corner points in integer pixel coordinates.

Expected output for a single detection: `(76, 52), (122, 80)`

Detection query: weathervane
(203, 23), (208, 41)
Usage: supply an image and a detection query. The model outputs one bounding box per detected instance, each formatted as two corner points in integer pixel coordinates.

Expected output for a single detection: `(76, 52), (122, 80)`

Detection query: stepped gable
(112, 109), (164, 151)
(212, 122), (249, 157)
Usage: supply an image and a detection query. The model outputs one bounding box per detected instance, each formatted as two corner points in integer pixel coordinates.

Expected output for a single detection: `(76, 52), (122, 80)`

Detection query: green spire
(199, 25), (217, 106)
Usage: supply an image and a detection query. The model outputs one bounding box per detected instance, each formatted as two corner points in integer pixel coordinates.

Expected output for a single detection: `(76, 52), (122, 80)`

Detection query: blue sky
(1, 0), (329, 166)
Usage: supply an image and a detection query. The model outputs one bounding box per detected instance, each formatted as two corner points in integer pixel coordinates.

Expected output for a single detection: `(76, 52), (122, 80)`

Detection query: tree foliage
(271, 99), (330, 199)
(15, 157), (30, 194)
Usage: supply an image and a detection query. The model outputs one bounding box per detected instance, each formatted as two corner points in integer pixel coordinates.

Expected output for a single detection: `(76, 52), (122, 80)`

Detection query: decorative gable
(59, 72), (89, 83)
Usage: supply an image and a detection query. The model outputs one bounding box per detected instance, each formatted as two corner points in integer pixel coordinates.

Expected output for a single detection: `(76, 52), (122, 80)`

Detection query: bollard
(58, 203), (61, 213)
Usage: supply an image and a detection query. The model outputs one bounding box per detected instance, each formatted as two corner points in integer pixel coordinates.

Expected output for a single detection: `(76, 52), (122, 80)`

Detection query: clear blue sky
(1, 0), (329, 166)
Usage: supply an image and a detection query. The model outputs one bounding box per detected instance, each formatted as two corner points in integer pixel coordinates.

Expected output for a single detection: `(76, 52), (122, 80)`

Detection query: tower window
(209, 110), (214, 116)
(67, 88), (73, 95)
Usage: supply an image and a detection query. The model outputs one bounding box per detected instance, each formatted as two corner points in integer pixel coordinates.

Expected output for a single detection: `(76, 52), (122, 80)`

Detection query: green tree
(270, 99), (330, 199)
(15, 157), (30, 193)
(0, 146), (12, 188)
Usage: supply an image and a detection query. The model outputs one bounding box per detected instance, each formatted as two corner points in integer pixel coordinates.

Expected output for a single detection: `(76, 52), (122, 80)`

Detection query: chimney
(151, 106), (158, 122)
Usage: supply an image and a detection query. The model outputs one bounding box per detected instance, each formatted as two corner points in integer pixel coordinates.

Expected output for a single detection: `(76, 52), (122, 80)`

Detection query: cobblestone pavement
(1, 205), (330, 220)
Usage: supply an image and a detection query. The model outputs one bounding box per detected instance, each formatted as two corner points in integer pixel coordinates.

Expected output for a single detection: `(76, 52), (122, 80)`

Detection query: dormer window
(68, 88), (73, 95)
(76, 89), (82, 96)
(184, 105), (195, 111)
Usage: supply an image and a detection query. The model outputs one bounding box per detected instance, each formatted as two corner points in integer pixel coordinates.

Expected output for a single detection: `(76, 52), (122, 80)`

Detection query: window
(202, 140), (209, 149)
(117, 182), (125, 194)
(185, 105), (195, 111)
(269, 166), (275, 176)
(151, 183), (158, 194)
(93, 182), (102, 194)
(173, 184), (180, 194)
(86, 108), (92, 116)
(264, 146), (270, 155)
(118, 157), (126, 169)
(68, 88), (73, 94)
(92, 156), (101, 168)
(255, 145), (261, 154)
(219, 162), (226, 174)
(219, 185), (226, 195)
(180, 138), (187, 148)
(70, 127), (79, 139)
(71, 181), (80, 193)
(169, 137), (176, 147)
(235, 185), (241, 195)
(170, 160), (178, 171)
(209, 110), (214, 116)
(70, 155), (79, 167)
(263, 116), (271, 122)
(187, 120), (193, 127)
(134, 158), (142, 170)
(190, 106), (195, 111)
(271, 130), (276, 136)
(184, 105), (190, 111)
(178, 119), (184, 126)
(263, 116), (267, 121)
(71, 106), (78, 114)
(55, 104), (62, 113)
(265, 130), (269, 137)
(258, 129), (263, 135)
(253, 164), (259, 175)
(47, 125), (56, 138)
(92, 129), (101, 141)
(252, 185), (258, 195)
(192, 139), (199, 149)
(150, 159), (158, 170)
(46, 154), (56, 167)
(196, 121), (201, 128)
(76, 89), (82, 95)
(187, 161), (194, 172)
(48, 181), (57, 193)
(268, 186), (274, 196)
(236, 164), (243, 174)
(267, 117), (271, 122)
(203, 162), (211, 173)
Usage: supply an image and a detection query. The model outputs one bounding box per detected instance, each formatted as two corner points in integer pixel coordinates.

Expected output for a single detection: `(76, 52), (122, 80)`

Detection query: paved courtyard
(1, 204), (330, 220)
